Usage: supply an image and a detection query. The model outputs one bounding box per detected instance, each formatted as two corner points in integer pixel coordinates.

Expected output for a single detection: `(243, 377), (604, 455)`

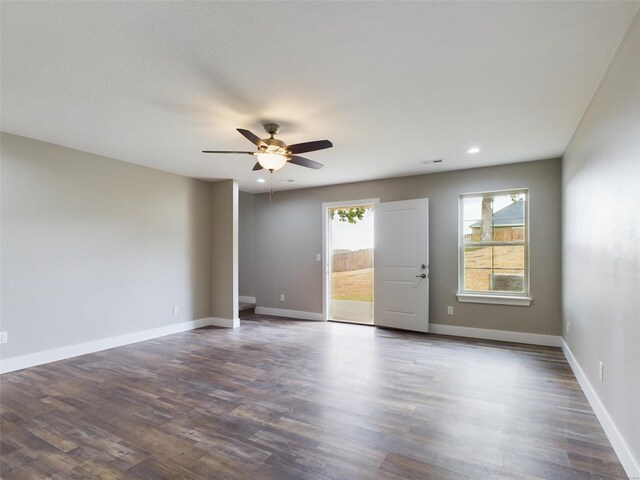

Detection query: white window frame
(456, 188), (532, 306)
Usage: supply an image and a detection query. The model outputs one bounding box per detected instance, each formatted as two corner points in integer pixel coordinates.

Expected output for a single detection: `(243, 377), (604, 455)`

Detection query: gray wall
(238, 191), (256, 298)
(252, 158), (562, 335)
(0, 133), (212, 359)
(210, 179), (238, 321)
(562, 10), (640, 464)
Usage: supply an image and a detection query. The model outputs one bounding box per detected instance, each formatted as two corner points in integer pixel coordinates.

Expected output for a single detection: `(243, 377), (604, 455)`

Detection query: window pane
(464, 224), (526, 243)
(464, 268), (525, 293)
(464, 268), (492, 291)
(492, 225), (525, 242)
(462, 220), (480, 243)
(462, 196), (483, 222)
(463, 194), (525, 241)
(463, 193), (525, 220)
(490, 270), (525, 293)
(492, 194), (518, 213)
(493, 245), (525, 269)
(463, 246), (492, 269)
(463, 245), (525, 293)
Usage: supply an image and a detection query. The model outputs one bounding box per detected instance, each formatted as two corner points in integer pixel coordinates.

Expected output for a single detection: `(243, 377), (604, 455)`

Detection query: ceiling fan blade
(237, 128), (267, 147)
(288, 155), (324, 170)
(252, 162), (264, 171)
(202, 150), (254, 154)
(287, 140), (332, 155)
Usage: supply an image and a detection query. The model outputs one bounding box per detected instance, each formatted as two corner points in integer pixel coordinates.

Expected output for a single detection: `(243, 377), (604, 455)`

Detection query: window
(458, 189), (531, 305)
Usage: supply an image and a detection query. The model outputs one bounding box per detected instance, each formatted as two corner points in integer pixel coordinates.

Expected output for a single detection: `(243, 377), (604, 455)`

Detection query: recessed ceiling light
(467, 147), (481, 154)
(257, 178), (266, 183)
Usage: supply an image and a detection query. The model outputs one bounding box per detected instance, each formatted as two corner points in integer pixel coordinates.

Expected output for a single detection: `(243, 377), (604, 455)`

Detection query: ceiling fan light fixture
(257, 153), (287, 172)
(202, 124), (330, 172)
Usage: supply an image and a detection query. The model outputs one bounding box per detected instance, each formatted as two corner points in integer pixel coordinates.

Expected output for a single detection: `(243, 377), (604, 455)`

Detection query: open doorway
(323, 200), (377, 324)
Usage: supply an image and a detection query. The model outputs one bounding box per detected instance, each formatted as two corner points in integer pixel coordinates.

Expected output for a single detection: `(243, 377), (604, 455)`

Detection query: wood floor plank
(0, 316), (628, 479)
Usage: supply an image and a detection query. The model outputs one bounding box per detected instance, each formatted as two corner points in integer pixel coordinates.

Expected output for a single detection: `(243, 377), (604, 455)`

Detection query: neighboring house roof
(470, 200), (524, 228)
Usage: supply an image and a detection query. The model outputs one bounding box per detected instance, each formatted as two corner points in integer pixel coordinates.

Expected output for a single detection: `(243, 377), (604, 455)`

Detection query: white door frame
(322, 198), (380, 322)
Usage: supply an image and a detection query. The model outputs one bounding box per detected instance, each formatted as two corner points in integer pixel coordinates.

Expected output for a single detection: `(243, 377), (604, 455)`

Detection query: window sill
(456, 293), (532, 306)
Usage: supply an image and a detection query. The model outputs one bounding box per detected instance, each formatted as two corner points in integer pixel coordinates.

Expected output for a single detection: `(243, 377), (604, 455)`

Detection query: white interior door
(374, 198), (429, 332)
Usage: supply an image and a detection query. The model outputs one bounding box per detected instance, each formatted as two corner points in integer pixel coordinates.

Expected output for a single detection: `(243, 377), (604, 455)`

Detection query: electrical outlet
(316, 253), (321, 261)
(566, 321), (570, 334)
(280, 294), (285, 302)
(447, 306), (453, 315)
(173, 305), (179, 315)
(0, 331), (7, 344)
(599, 362), (604, 382)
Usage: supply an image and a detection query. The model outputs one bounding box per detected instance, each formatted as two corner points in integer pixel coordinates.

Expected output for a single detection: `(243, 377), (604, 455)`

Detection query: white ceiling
(2, 1), (638, 193)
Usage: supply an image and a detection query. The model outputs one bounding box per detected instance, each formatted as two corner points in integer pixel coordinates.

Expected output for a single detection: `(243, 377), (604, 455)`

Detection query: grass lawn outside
(332, 268), (373, 302)
(464, 245), (524, 291)
(332, 246), (524, 301)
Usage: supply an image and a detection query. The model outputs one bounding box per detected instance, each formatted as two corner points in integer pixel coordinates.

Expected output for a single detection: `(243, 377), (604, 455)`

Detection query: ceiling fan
(202, 123), (332, 172)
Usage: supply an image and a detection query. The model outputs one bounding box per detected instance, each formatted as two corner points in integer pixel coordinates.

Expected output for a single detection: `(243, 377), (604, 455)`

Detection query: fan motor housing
(263, 138), (286, 148)
(260, 137), (288, 155)
(263, 123), (281, 136)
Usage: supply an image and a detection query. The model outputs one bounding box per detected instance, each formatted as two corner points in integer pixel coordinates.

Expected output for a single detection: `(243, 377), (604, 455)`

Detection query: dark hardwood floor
(0, 316), (627, 479)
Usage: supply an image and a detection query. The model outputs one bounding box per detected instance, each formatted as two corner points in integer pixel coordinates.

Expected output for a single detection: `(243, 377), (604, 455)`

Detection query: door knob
(416, 273), (426, 278)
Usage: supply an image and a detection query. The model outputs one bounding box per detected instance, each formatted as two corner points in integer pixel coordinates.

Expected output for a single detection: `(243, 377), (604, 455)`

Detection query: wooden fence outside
(332, 248), (373, 272)
(465, 227), (526, 243)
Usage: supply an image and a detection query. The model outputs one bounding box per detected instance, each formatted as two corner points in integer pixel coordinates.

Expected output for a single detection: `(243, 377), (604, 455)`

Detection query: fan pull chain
(269, 172), (274, 202)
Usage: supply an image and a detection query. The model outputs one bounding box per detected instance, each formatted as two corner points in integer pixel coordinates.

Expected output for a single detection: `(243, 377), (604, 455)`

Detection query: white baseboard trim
(209, 316), (240, 329)
(0, 317), (232, 375)
(239, 296), (256, 304)
(254, 307), (324, 321)
(429, 324), (562, 347)
(562, 340), (639, 479)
